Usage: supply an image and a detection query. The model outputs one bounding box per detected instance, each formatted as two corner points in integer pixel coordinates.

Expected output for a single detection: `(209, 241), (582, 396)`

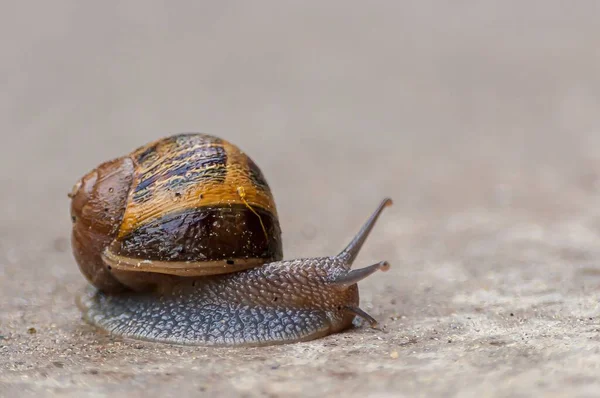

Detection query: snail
(69, 133), (392, 346)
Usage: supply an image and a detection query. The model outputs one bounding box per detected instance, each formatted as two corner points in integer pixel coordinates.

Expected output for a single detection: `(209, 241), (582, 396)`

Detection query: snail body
(70, 133), (391, 346)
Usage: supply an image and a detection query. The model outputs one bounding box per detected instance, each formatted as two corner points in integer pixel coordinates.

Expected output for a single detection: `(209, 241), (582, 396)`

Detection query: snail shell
(69, 133), (282, 293)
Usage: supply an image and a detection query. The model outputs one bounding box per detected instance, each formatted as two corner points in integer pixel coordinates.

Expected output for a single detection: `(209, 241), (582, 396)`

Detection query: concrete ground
(1, 2), (600, 397)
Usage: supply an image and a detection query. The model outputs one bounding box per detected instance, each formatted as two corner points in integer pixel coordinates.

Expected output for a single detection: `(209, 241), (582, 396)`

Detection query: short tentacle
(344, 306), (379, 328)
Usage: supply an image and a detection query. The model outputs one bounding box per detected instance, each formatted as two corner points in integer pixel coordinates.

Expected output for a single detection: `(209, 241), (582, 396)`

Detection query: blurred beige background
(1, 2), (600, 397)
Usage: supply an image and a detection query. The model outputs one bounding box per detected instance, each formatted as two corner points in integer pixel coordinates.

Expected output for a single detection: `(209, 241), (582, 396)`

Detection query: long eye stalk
(337, 198), (393, 267)
(331, 198), (393, 327)
(330, 261), (390, 288)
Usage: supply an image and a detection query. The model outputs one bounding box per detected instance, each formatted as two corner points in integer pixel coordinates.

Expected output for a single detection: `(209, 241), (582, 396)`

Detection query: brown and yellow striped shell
(69, 133), (282, 293)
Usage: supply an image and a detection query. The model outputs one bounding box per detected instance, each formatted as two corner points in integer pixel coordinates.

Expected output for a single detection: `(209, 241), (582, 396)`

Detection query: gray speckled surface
(1, 2), (600, 397)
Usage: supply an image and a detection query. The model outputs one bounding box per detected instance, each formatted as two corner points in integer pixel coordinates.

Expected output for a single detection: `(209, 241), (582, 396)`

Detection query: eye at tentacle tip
(379, 261), (391, 272)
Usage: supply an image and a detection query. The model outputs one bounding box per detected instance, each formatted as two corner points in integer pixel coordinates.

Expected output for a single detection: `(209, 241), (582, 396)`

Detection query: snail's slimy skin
(77, 257), (366, 347)
(76, 198), (392, 347)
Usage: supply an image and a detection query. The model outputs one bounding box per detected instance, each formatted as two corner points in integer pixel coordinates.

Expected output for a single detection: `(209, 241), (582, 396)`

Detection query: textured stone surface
(1, 2), (600, 397)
